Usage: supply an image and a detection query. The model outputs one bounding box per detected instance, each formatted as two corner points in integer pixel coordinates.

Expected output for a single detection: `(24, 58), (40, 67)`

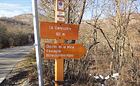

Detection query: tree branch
(86, 22), (114, 51)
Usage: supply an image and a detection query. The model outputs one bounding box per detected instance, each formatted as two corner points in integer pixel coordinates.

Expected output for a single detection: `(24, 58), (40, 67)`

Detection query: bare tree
(109, 0), (139, 85)
(38, 0), (140, 85)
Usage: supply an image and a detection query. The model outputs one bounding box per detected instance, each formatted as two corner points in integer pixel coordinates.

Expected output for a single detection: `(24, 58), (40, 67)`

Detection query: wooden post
(55, 0), (65, 86)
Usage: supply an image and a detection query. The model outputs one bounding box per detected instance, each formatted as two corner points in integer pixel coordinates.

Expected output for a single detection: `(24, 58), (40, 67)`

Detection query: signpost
(44, 43), (86, 59)
(55, 0), (65, 86)
(39, 0), (86, 86)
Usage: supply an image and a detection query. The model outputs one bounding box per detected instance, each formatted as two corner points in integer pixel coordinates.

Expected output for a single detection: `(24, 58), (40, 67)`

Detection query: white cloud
(0, 3), (32, 17)
(0, 10), (23, 17)
(0, 3), (21, 10)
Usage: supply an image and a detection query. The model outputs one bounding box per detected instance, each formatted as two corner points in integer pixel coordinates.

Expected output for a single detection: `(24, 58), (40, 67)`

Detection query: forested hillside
(0, 14), (33, 48)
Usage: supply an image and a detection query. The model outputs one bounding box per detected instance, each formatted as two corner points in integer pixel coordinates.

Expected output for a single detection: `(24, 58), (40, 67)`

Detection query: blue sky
(0, 0), (139, 19)
(0, 0), (32, 17)
(0, 0), (93, 19)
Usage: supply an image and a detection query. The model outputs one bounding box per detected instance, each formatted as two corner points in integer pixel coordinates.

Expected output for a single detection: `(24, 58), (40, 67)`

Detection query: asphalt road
(0, 46), (33, 83)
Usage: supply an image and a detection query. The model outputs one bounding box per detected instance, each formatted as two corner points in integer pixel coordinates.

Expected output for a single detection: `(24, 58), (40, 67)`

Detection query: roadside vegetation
(0, 15), (33, 49)
(0, 25), (32, 49)
(0, 26), (9, 48)
(1, 0), (140, 86)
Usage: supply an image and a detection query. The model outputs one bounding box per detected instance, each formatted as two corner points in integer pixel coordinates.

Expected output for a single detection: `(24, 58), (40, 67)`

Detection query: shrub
(0, 25), (33, 49)
(8, 32), (29, 46)
(0, 26), (9, 48)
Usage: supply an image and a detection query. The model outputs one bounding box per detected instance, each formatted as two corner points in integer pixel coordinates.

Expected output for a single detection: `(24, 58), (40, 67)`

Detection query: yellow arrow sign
(44, 43), (86, 59)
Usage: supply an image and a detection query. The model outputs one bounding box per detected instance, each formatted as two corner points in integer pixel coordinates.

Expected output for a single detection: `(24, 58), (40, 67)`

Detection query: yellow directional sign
(44, 43), (86, 59)
(40, 22), (79, 40)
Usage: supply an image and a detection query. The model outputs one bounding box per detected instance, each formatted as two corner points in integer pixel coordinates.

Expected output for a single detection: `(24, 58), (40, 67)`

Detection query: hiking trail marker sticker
(58, 0), (64, 10)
